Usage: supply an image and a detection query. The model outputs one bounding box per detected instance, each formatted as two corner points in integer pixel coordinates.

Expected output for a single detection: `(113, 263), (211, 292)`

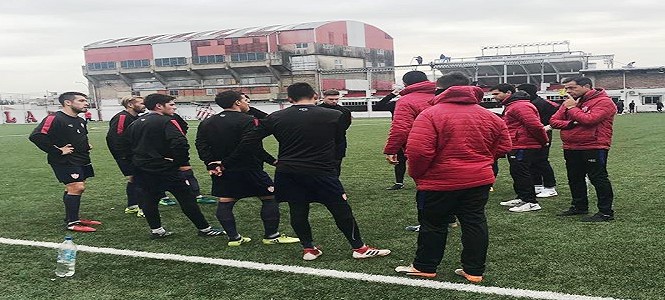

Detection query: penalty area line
(0, 237), (625, 300)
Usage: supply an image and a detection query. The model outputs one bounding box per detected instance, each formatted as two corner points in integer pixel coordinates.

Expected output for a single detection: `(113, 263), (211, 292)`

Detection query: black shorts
(51, 164), (95, 184)
(114, 159), (134, 176)
(274, 172), (346, 203)
(211, 170), (274, 199)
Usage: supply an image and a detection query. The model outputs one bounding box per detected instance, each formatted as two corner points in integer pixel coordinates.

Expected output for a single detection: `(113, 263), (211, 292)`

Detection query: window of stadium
(295, 43), (308, 49)
(121, 59), (150, 69)
(168, 90), (179, 96)
(206, 89), (216, 96)
(155, 57), (187, 67)
(642, 95), (661, 105)
(87, 61), (116, 71)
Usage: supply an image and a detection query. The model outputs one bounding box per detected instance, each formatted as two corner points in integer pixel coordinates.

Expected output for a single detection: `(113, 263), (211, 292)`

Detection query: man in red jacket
(492, 84), (549, 212)
(550, 77), (616, 222)
(394, 83), (511, 282)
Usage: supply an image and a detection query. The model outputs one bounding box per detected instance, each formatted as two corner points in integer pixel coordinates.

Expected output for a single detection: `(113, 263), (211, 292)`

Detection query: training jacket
(29, 111), (91, 166)
(383, 81), (436, 154)
(118, 112), (189, 174)
(106, 110), (138, 160)
(501, 92), (549, 149)
(406, 86), (511, 191)
(549, 88), (616, 150)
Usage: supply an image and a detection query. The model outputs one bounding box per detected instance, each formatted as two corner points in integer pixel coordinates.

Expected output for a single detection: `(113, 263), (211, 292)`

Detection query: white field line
(0, 237), (625, 300)
(0, 134), (27, 138)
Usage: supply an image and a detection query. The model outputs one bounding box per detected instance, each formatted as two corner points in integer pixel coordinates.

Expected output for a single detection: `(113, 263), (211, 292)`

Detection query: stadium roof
(84, 21), (337, 49)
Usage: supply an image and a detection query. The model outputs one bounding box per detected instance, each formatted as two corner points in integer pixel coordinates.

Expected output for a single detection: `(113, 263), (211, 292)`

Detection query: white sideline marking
(0, 134), (27, 138)
(0, 237), (625, 300)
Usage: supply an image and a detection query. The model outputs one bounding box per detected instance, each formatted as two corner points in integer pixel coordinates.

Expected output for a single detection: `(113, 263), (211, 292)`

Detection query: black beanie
(402, 71), (428, 86)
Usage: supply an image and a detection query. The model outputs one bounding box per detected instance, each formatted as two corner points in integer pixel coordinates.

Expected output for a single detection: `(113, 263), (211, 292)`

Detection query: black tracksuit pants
(507, 149), (539, 203)
(413, 185), (491, 275)
(394, 148), (407, 184)
(530, 132), (557, 188)
(564, 149), (614, 215)
(134, 170), (210, 230)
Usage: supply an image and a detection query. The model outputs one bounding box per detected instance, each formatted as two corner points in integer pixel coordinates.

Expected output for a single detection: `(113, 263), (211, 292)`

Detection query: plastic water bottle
(55, 236), (77, 277)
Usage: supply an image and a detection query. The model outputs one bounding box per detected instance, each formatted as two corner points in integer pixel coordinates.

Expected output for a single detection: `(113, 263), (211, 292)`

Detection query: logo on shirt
(67, 124), (74, 127)
(267, 186), (274, 193)
(70, 173), (80, 179)
(299, 108), (308, 111)
(582, 106), (590, 113)
(342, 193), (348, 201)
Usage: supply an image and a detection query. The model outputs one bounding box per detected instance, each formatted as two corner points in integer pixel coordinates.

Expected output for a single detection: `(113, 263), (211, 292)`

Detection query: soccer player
(225, 83), (390, 260)
(318, 89), (352, 175)
(29, 92), (101, 232)
(106, 96), (146, 217)
(117, 93), (224, 238)
(196, 91), (299, 246)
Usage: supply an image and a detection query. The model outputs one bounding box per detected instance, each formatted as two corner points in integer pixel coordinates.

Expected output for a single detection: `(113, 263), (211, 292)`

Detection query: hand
(208, 166), (223, 176)
(272, 160), (278, 166)
(543, 125), (552, 131)
(89, 143), (93, 150)
(59, 144), (74, 155)
(385, 154), (399, 165)
(562, 95), (578, 109)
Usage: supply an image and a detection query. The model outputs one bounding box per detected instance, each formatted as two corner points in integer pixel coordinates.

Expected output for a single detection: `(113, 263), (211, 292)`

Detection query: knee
(66, 182), (86, 195)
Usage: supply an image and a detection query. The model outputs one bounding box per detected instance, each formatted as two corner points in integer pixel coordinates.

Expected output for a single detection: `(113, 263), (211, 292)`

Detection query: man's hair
(58, 92), (88, 105)
(120, 96), (143, 108)
(562, 77), (593, 88)
(322, 89), (340, 96)
(402, 71), (428, 86)
(241, 93), (250, 100)
(144, 93), (175, 110)
(436, 72), (470, 90)
(516, 83), (538, 99)
(215, 90), (243, 108)
(287, 82), (316, 101)
(489, 83), (516, 93)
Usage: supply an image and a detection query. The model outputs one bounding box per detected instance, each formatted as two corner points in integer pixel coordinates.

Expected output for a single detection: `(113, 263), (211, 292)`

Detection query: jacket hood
(581, 88), (608, 102)
(502, 91), (532, 105)
(430, 86), (484, 105)
(399, 81), (436, 96)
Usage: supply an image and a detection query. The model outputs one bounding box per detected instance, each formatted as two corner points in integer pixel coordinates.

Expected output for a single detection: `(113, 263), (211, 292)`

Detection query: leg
(507, 150), (537, 203)
(289, 201), (314, 248)
(322, 201), (364, 249)
(585, 150), (614, 216)
(259, 196), (280, 238)
(455, 186), (490, 276)
(63, 181), (85, 223)
(215, 198), (238, 239)
(539, 143), (557, 188)
(564, 150), (589, 211)
(395, 148), (407, 184)
(412, 191), (453, 273)
(168, 173), (210, 230)
(138, 188), (163, 229)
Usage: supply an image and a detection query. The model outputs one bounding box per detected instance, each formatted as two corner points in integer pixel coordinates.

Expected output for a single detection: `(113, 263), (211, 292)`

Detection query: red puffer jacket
(501, 92), (549, 149)
(406, 86), (512, 191)
(383, 81), (436, 154)
(549, 88), (616, 150)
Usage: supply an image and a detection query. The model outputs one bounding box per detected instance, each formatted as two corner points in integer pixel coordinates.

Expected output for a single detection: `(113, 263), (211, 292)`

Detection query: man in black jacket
(29, 92), (101, 232)
(196, 91), (299, 246)
(106, 96), (146, 216)
(225, 83), (390, 260)
(517, 84), (559, 198)
(318, 89), (352, 175)
(118, 94), (223, 239)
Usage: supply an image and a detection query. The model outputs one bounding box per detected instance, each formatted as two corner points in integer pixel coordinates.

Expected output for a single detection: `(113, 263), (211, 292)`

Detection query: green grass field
(0, 114), (663, 299)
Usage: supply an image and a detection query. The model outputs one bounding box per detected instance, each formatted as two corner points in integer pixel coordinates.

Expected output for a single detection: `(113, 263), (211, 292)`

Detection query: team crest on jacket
(582, 106), (589, 113)
(267, 186), (275, 193)
(70, 173), (80, 179)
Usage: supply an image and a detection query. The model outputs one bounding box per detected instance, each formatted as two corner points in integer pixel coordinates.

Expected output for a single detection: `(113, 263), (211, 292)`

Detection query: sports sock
(216, 201), (238, 239)
(63, 194), (81, 224)
(260, 199), (280, 238)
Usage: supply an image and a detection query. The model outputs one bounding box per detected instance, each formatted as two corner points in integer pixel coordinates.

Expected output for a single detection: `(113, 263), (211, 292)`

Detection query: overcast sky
(1, 0), (664, 97)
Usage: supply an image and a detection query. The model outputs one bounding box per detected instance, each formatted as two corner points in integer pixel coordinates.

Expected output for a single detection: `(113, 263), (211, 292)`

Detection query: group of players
(29, 70), (616, 282)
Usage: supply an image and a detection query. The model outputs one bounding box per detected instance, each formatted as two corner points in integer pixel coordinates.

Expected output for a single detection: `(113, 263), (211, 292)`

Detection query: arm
(567, 100), (617, 126)
(405, 114), (437, 179)
(28, 115), (65, 155)
(384, 99), (416, 154)
(221, 118), (272, 167)
(165, 120), (190, 167)
(194, 121), (215, 165)
(492, 118), (512, 159)
(518, 106), (549, 145)
(374, 93), (397, 111)
(340, 108), (352, 131)
(549, 105), (575, 129)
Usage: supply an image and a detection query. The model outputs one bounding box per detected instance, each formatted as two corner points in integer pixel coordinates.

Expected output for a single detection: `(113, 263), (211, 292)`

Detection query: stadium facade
(82, 20), (395, 103)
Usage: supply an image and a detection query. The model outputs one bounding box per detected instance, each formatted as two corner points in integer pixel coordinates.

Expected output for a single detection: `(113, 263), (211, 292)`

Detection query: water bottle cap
(65, 236), (73, 240)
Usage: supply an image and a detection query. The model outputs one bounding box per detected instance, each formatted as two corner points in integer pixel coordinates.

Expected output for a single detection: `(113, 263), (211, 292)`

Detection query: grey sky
(1, 0), (664, 97)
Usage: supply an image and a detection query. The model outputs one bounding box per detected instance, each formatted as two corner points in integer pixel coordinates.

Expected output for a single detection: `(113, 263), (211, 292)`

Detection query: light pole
(74, 81), (101, 120)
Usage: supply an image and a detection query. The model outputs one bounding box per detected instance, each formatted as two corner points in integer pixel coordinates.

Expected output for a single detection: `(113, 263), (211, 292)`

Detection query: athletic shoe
(395, 265), (436, 278)
(78, 219), (102, 226)
(159, 198), (177, 206)
(262, 234), (300, 245)
(489, 186), (494, 192)
(352, 245), (391, 259)
(454, 268), (483, 283)
(196, 195), (217, 204)
(198, 228), (226, 237)
(508, 202), (542, 212)
(536, 188), (558, 198)
(124, 205), (140, 214)
(386, 183), (404, 190)
(303, 247), (323, 261)
(405, 225), (420, 232)
(67, 224), (96, 232)
(136, 209), (145, 218)
(499, 199), (524, 207)
(557, 207), (589, 216)
(228, 236), (252, 247)
(150, 230), (173, 240)
(581, 212), (614, 222)
(534, 185), (544, 194)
